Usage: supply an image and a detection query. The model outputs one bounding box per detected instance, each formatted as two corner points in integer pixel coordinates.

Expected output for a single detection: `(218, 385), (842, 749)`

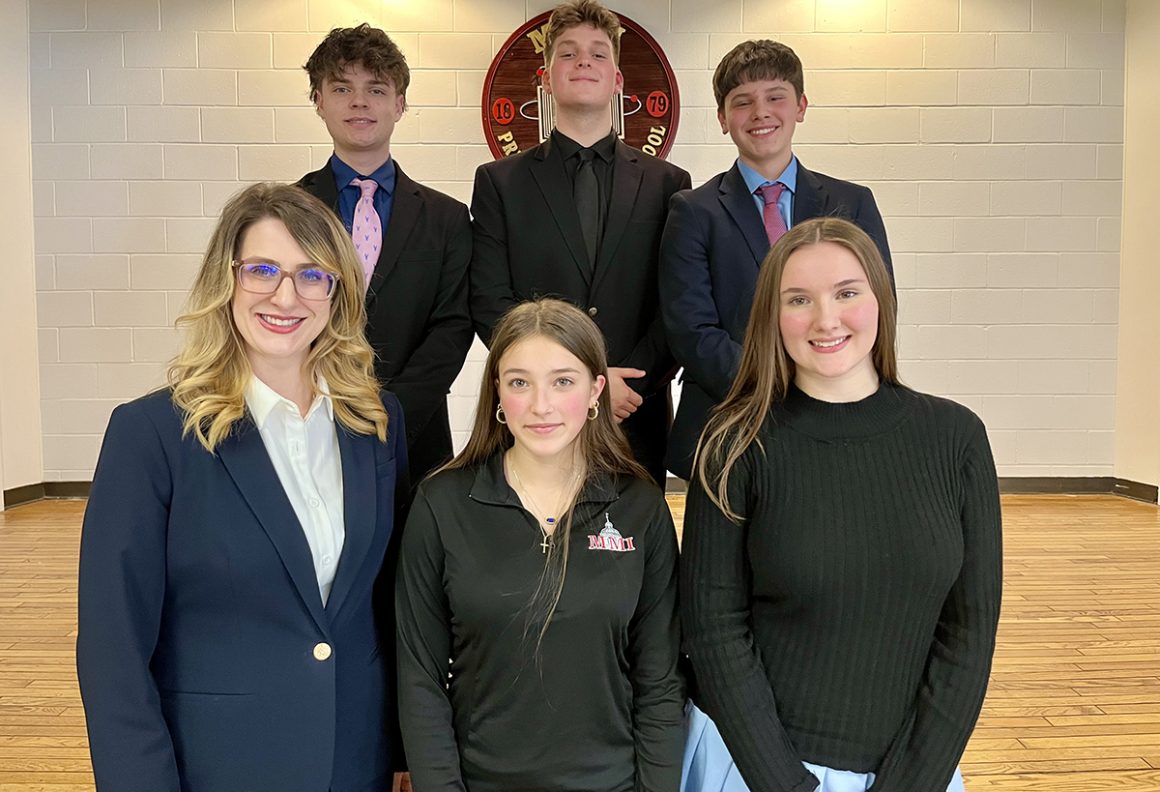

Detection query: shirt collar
(551, 129), (617, 164)
(737, 155), (799, 196)
(245, 375), (334, 430)
(330, 153), (397, 196)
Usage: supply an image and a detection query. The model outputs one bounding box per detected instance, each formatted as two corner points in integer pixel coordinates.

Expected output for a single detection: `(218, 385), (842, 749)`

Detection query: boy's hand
(607, 367), (646, 423)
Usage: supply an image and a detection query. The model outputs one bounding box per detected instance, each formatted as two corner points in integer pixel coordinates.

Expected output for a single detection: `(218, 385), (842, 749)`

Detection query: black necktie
(574, 148), (599, 271)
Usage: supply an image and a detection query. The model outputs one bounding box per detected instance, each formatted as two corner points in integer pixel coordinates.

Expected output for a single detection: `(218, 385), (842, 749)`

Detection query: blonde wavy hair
(168, 182), (388, 452)
(695, 217), (900, 520)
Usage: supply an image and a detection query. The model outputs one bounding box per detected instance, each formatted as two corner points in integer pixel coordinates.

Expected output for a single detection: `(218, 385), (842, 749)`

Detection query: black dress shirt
(552, 128), (617, 243)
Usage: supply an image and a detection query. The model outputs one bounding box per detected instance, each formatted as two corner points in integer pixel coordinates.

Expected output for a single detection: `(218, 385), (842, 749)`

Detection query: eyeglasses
(233, 260), (338, 300)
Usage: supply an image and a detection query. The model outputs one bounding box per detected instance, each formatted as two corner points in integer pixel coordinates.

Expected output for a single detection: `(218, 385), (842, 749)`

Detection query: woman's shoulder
(414, 463), (478, 504)
(98, 388), (188, 460)
(894, 385), (990, 455)
(898, 385), (985, 430)
(110, 387), (182, 427)
(614, 472), (666, 501)
(611, 473), (675, 526)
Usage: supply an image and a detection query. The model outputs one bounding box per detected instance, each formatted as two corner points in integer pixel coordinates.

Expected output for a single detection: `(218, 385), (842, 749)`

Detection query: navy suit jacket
(298, 161), (472, 482)
(659, 161), (893, 479)
(77, 389), (408, 792)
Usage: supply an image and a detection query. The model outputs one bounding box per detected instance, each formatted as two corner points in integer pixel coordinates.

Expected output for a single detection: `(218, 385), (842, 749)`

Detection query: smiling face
(542, 23), (624, 114)
(314, 62), (405, 165)
(497, 334), (606, 465)
(231, 217), (332, 381)
(719, 77), (807, 179)
(778, 241), (880, 400)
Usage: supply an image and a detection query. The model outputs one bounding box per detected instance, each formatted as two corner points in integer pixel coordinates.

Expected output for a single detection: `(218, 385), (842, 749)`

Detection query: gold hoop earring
(495, 405), (507, 425)
(587, 403), (599, 421)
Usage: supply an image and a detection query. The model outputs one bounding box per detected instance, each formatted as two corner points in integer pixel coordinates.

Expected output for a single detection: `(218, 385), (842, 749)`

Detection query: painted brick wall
(28, 0), (1125, 479)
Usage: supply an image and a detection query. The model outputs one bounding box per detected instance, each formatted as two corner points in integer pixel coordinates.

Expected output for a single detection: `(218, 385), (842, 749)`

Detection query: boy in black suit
(470, 0), (691, 486)
(659, 40), (893, 479)
(298, 25), (473, 484)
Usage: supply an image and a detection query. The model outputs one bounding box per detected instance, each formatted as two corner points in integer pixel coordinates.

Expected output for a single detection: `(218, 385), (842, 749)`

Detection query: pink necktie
(350, 178), (382, 290)
(757, 183), (788, 246)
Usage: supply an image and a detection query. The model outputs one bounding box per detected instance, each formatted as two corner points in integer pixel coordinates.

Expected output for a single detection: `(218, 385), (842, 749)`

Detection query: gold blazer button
(313, 642), (333, 661)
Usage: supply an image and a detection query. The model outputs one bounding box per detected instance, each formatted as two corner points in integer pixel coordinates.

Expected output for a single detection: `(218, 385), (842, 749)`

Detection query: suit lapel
(217, 419), (329, 634)
(367, 164), (422, 305)
(792, 162), (825, 226)
(300, 162), (341, 212)
(325, 424), (376, 619)
(591, 141), (643, 292)
(719, 164), (770, 267)
(529, 140), (593, 287)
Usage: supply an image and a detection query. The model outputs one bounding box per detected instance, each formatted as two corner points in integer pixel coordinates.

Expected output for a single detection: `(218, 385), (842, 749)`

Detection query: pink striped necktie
(757, 182), (788, 246)
(350, 178), (382, 290)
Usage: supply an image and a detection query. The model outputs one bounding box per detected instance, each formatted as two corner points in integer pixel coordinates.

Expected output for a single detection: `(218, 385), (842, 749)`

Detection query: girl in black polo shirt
(396, 298), (683, 791)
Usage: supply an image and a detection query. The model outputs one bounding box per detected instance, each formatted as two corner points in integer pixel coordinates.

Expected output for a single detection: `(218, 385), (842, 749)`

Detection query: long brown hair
(168, 182), (388, 451)
(695, 217), (900, 520)
(444, 298), (648, 648)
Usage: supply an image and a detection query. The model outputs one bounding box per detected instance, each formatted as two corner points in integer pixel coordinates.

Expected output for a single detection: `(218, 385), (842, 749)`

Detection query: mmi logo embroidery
(588, 513), (635, 552)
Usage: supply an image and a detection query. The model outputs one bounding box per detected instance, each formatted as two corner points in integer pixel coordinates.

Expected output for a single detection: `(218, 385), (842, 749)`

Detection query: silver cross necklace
(506, 458), (578, 554)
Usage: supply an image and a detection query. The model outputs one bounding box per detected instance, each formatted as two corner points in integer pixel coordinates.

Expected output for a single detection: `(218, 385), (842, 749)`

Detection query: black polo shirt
(395, 452), (684, 791)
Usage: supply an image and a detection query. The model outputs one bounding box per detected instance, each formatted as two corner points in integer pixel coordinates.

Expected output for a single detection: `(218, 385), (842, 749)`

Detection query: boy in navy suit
(659, 40), (893, 479)
(298, 25), (473, 485)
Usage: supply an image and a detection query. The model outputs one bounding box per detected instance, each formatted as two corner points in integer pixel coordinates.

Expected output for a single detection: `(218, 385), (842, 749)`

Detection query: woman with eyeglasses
(77, 183), (410, 792)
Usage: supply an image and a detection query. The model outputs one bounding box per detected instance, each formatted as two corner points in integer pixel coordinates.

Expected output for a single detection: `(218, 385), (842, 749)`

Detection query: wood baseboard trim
(2, 483), (46, 509)
(666, 476), (1158, 503)
(3, 481), (90, 509)
(7, 478), (1158, 506)
(1110, 478), (1160, 504)
(998, 477), (1117, 495)
(45, 481), (92, 499)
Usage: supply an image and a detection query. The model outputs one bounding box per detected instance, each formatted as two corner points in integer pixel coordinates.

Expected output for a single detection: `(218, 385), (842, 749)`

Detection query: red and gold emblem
(481, 11), (680, 161)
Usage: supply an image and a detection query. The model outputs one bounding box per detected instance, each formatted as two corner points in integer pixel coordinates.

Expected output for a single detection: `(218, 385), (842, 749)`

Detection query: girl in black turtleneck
(680, 217), (1002, 792)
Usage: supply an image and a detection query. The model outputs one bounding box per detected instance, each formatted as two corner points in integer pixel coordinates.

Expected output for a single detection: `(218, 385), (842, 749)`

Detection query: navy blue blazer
(77, 389), (408, 792)
(659, 161), (893, 479)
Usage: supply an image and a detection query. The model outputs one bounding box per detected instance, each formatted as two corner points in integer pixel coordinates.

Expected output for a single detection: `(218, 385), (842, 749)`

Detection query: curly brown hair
(544, 0), (622, 64)
(713, 39), (804, 111)
(303, 24), (410, 105)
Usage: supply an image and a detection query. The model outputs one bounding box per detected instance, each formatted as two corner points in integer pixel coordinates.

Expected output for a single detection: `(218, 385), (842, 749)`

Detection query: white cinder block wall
(29, 0), (1124, 480)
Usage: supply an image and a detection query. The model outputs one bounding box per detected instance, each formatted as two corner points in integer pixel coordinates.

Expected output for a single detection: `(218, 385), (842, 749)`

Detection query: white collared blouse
(244, 376), (344, 605)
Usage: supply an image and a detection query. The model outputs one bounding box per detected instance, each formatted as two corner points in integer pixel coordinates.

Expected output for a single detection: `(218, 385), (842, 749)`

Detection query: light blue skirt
(680, 703), (966, 792)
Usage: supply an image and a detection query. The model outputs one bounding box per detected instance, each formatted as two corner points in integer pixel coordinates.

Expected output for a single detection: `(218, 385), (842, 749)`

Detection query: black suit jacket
(298, 161), (473, 482)
(659, 161), (893, 479)
(470, 138), (691, 483)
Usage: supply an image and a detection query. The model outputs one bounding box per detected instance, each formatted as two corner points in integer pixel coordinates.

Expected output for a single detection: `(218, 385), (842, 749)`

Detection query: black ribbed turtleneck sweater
(680, 381), (1002, 792)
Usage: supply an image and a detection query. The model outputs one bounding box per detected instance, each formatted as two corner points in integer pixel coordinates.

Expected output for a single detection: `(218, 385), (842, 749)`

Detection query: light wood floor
(1, 495), (1158, 790)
